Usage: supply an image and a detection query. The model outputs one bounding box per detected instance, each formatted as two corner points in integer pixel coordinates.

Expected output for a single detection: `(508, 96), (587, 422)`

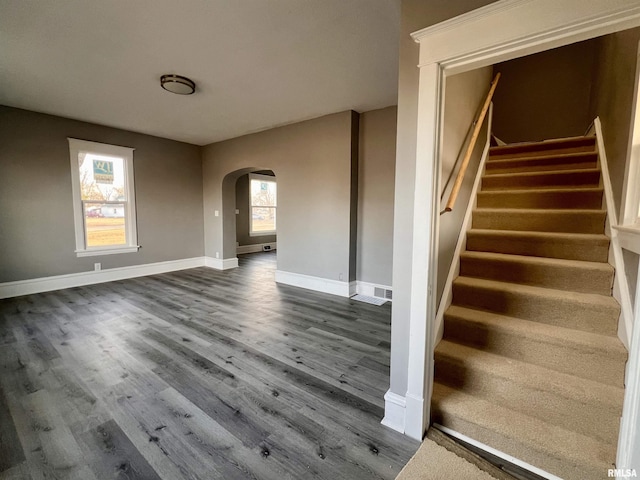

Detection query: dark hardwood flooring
(0, 252), (417, 479)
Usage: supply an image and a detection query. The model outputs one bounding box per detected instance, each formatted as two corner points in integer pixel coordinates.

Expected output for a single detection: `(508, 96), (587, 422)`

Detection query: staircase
(432, 135), (627, 480)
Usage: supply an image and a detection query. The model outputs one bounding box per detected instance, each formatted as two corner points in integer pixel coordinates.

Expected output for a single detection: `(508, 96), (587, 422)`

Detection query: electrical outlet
(235, 209), (240, 214)
(339, 273), (343, 281)
(214, 210), (219, 217)
(215, 252), (220, 259)
(94, 263), (101, 271)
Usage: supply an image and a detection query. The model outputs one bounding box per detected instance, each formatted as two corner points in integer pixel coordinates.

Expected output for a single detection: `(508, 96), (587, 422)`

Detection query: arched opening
(221, 167), (278, 267)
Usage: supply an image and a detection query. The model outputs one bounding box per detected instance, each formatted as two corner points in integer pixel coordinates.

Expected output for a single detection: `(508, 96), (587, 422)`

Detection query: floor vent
(374, 287), (392, 300)
(351, 294), (387, 306)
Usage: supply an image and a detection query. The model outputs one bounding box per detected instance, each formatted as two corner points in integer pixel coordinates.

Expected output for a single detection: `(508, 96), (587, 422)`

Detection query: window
(68, 138), (139, 256)
(249, 173), (276, 236)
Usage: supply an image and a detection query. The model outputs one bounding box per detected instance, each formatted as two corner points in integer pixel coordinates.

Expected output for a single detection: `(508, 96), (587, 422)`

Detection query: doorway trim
(400, 0), (640, 467)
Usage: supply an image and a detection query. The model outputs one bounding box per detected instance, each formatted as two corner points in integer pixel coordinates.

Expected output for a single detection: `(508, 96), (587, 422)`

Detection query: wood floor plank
(0, 385), (25, 472)
(0, 252), (418, 479)
(78, 419), (162, 480)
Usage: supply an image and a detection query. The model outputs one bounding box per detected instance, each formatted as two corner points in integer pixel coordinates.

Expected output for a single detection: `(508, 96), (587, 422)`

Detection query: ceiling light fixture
(160, 74), (196, 95)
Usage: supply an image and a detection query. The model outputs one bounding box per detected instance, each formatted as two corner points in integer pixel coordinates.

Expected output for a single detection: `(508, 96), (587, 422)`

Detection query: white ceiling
(0, 0), (400, 146)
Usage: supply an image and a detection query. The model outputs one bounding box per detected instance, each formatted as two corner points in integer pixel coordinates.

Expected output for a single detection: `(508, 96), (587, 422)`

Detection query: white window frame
(249, 173), (277, 237)
(68, 138), (140, 257)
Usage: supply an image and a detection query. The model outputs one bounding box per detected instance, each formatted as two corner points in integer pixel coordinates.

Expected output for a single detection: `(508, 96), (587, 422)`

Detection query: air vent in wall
(374, 287), (393, 300)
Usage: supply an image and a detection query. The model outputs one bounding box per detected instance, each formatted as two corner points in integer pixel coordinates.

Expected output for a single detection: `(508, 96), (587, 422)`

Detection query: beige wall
(589, 28), (640, 330)
(589, 28), (640, 217)
(492, 40), (597, 143)
(0, 106), (204, 283)
(357, 106), (397, 286)
(202, 111), (357, 283)
(390, 0), (498, 396)
(235, 173), (277, 246)
(437, 67), (493, 304)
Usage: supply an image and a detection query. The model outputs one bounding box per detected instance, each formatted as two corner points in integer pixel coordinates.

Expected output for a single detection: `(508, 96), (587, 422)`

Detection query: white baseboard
(381, 389), (406, 433)
(0, 257), (205, 299)
(356, 281), (392, 301)
(236, 242), (277, 255)
(274, 270), (351, 297)
(204, 257), (239, 270)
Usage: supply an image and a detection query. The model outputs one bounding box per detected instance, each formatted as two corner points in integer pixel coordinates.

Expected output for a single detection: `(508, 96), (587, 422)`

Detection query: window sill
(249, 231), (277, 237)
(76, 246), (140, 257)
(613, 225), (640, 255)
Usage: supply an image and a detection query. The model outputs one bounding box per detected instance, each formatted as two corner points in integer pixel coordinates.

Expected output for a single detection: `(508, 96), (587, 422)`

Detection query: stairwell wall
(589, 27), (640, 322)
(491, 40), (597, 143)
(437, 67), (493, 305)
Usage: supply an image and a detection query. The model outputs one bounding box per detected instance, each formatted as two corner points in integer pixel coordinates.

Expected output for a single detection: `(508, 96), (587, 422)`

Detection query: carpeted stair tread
(472, 208), (606, 234)
(466, 229), (610, 262)
(452, 276), (619, 335)
(489, 136), (595, 160)
(431, 382), (615, 480)
(443, 305), (626, 386)
(482, 168), (600, 190)
(485, 151), (597, 174)
(434, 339), (623, 444)
(476, 186), (604, 209)
(459, 251), (613, 294)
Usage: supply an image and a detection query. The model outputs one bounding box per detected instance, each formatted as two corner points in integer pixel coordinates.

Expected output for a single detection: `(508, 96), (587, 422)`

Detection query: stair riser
(459, 255), (613, 295)
(486, 153), (597, 174)
(443, 315), (624, 387)
(434, 354), (621, 444)
(482, 170), (600, 190)
(451, 282), (619, 335)
(472, 210), (606, 234)
(476, 189), (603, 209)
(466, 232), (609, 262)
(431, 395), (610, 480)
(490, 138), (596, 160)
(486, 161), (597, 174)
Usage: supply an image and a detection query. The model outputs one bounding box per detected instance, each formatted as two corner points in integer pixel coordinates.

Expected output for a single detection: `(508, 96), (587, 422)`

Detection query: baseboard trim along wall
(356, 281), (393, 301)
(275, 270), (352, 297)
(236, 242), (277, 254)
(381, 389), (406, 433)
(0, 257), (206, 299)
(204, 257), (239, 270)
(0, 256), (243, 299)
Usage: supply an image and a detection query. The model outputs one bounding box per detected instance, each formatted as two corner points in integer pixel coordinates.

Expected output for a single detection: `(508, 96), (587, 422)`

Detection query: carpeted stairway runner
(432, 135), (627, 480)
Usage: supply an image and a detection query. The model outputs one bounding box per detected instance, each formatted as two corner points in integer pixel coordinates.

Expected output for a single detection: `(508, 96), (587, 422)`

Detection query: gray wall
(492, 40), (597, 143)
(235, 172), (277, 246)
(357, 106), (397, 286)
(390, 0), (498, 397)
(0, 106), (204, 283)
(437, 67), (493, 304)
(202, 111), (357, 283)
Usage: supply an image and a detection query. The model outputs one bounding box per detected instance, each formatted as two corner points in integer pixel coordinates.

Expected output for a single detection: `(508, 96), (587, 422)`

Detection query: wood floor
(0, 252), (417, 479)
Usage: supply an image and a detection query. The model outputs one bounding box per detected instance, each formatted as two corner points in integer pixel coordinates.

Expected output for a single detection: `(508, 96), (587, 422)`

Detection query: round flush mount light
(160, 74), (196, 95)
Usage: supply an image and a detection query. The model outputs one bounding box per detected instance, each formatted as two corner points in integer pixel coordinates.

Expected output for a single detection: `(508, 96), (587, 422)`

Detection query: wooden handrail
(443, 72), (501, 214)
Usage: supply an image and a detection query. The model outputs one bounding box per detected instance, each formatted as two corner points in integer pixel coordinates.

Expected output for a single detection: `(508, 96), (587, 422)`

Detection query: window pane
(251, 207), (276, 232)
(250, 179), (277, 207)
(79, 153), (126, 202)
(84, 202), (126, 247)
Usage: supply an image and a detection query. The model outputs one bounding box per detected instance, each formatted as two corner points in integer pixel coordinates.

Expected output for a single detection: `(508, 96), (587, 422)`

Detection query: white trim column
(403, 63), (443, 440)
